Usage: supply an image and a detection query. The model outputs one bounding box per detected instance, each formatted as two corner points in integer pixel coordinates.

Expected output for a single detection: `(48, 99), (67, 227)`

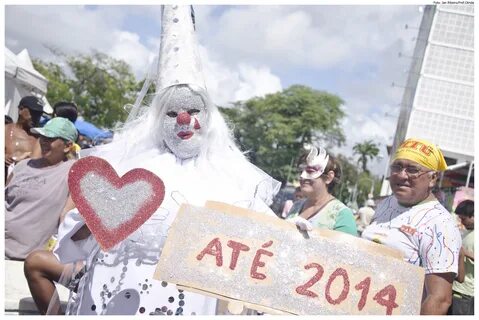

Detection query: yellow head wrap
(392, 138), (447, 171)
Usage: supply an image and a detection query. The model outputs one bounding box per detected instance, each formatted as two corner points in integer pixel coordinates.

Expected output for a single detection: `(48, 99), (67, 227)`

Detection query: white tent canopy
(5, 47), (53, 122)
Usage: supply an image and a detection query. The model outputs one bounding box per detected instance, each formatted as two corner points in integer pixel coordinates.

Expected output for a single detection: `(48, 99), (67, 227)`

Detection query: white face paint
(161, 86), (208, 159)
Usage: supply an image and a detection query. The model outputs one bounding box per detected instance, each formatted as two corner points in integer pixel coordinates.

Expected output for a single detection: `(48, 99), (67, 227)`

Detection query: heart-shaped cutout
(68, 156), (165, 251)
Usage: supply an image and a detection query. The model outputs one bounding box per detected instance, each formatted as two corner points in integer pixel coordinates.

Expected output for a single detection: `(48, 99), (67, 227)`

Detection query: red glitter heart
(68, 156), (165, 251)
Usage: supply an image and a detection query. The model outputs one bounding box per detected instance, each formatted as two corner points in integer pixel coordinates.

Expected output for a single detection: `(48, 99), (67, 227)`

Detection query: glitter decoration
(161, 86), (207, 159)
(300, 146), (329, 180)
(68, 156), (166, 251)
(154, 204), (425, 315)
(156, 6), (206, 92)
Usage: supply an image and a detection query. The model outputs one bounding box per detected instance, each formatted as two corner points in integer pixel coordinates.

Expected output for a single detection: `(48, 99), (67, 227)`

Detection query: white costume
(361, 196), (461, 275)
(54, 5), (279, 315)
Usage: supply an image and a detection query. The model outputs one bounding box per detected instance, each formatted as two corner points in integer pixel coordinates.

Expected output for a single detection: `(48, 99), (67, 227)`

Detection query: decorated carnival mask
(300, 146), (329, 180)
(162, 86), (207, 159)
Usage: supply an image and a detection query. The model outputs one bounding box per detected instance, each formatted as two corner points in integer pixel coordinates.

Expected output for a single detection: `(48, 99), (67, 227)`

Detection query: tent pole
(439, 171), (444, 188)
(465, 161), (474, 187)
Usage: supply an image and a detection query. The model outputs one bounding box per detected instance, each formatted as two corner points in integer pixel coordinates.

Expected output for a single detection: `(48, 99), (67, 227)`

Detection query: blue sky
(5, 4), (425, 175)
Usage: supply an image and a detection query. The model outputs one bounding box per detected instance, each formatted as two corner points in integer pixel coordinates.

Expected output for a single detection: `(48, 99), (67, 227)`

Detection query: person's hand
(16, 151), (32, 161)
(5, 152), (31, 166)
(289, 216), (313, 232)
(5, 156), (16, 167)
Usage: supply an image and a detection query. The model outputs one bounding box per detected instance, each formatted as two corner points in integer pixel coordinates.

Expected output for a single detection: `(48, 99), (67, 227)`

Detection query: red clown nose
(177, 112), (191, 125)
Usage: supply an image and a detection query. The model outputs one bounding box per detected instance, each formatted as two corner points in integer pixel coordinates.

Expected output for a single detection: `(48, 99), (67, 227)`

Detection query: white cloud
(197, 5), (422, 71)
(199, 46), (282, 106)
(5, 5), (283, 106)
(5, 4), (425, 176)
(6, 6), (123, 58)
(193, 5), (422, 175)
(333, 100), (399, 176)
(234, 64), (282, 101)
(107, 31), (156, 78)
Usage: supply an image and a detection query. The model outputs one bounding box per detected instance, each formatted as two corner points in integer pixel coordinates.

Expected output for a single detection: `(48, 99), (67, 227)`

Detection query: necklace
(300, 194), (335, 220)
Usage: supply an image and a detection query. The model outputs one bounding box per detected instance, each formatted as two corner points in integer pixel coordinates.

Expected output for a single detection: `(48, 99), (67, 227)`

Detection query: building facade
(383, 4), (474, 199)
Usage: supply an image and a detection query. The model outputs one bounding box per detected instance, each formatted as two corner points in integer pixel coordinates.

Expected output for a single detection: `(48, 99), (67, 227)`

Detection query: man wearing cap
(5, 96), (45, 180)
(5, 117), (78, 261)
(361, 138), (462, 315)
(41, 101), (81, 160)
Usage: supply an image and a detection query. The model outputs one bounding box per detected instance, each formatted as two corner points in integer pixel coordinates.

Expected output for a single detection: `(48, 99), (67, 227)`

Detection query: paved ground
(4, 260), (259, 315)
(4, 260), (70, 315)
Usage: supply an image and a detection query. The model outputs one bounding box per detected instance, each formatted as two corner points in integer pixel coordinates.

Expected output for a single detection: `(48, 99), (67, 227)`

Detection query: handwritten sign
(154, 202), (424, 315)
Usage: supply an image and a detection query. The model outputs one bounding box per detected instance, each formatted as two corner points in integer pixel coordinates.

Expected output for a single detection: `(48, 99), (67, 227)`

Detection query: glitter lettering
(295, 263), (324, 298)
(196, 237), (223, 267)
(354, 277), (371, 311)
(373, 285), (399, 315)
(227, 240), (250, 270)
(250, 241), (274, 280)
(325, 268), (350, 305)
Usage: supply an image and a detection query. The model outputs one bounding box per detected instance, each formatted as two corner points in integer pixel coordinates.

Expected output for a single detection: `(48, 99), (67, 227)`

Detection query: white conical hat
(156, 5), (206, 92)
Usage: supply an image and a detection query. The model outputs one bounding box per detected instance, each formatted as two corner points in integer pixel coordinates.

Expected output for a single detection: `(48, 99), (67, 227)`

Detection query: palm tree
(353, 140), (380, 173)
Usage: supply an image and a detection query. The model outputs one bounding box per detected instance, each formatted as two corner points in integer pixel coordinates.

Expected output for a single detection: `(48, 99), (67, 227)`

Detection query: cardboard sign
(154, 202), (424, 315)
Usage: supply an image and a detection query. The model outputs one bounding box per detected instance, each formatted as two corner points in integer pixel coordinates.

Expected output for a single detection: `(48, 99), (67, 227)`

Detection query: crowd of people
(4, 4), (474, 316)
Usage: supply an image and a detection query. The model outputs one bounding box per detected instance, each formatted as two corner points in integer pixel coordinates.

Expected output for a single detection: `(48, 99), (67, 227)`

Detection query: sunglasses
(389, 164), (432, 178)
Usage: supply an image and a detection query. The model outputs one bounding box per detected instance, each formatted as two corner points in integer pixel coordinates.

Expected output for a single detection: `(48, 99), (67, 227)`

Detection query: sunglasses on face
(389, 164), (431, 178)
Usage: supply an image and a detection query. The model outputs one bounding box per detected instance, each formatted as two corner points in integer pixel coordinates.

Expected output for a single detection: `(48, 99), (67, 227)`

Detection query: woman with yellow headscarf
(361, 138), (461, 315)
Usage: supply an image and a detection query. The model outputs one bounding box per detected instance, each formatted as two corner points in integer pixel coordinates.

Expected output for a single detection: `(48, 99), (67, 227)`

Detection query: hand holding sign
(68, 156), (165, 250)
(289, 216), (314, 231)
(155, 202), (424, 315)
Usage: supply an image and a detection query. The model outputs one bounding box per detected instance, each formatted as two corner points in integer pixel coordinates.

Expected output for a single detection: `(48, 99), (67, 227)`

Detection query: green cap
(31, 117), (78, 142)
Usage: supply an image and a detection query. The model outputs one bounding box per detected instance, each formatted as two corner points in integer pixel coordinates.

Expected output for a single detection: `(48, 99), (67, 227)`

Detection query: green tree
(32, 60), (74, 104)
(355, 172), (382, 206)
(352, 140), (380, 173)
(33, 52), (139, 128)
(220, 85), (346, 184)
(334, 154), (359, 203)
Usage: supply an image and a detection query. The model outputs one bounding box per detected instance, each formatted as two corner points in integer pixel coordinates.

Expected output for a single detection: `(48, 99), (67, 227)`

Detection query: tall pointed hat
(125, 5), (206, 122)
(156, 5), (207, 92)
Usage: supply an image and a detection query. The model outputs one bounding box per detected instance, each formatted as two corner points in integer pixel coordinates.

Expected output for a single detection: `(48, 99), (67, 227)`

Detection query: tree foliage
(352, 140), (380, 173)
(333, 154), (359, 203)
(355, 171), (382, 206)
(220, 85), (346, 184)
(33, 60), (74, 103)
(33, 52), (139, 128)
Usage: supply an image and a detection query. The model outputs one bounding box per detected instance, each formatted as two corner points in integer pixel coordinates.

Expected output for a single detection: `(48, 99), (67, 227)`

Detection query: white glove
(289, 216), (313, 232)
